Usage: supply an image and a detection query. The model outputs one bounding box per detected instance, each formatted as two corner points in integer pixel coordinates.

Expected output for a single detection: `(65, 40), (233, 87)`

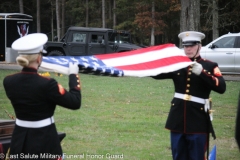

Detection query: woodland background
(0, 0), (240, 47)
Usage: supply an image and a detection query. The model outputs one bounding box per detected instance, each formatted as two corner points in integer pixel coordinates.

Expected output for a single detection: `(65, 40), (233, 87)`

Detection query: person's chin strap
(193, 44), (200, 59)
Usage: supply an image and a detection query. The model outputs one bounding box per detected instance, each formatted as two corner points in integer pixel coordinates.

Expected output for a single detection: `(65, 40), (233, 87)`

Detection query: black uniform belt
(16, 116), (54, 128)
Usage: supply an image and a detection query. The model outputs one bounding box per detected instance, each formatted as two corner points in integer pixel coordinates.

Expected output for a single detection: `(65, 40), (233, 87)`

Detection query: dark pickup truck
(44, 27), (142, 56)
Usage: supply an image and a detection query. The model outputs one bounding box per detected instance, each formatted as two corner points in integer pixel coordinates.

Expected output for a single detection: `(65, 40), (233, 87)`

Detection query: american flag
(40, 43), (194, 77)
(208, 145), (216, 160)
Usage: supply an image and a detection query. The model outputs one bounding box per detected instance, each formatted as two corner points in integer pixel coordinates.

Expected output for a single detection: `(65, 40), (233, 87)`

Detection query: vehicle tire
(48, 50), (64, 56)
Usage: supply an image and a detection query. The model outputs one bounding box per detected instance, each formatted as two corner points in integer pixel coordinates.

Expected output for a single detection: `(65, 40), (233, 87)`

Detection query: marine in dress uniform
(3, 33), (81, 160)
(235, 91), (240, 149)
(151, 31), (226, 160)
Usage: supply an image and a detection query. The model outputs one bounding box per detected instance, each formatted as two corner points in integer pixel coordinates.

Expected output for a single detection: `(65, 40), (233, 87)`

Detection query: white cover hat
(178, 31), (205, 46)
(12, 33), (48, 54)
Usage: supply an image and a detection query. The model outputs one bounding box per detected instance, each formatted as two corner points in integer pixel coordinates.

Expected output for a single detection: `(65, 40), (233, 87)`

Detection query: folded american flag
(40, 43), (194, 77)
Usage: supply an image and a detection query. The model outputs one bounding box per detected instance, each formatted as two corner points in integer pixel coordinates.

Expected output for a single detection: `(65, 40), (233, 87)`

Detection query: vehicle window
(108, 32), (117, 43)
(213, 36), (236, 48)
(108, 31), (131, 44)
(119, 33), (131, 43)
(72, 33), (86, 43)
(90, 34), (104, 43)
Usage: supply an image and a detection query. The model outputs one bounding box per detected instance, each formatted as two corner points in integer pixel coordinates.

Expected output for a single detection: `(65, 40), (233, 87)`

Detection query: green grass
(0, 70), (239, 159)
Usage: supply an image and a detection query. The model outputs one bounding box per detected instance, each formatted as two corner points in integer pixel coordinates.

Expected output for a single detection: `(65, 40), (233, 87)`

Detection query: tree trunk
(37, 0), (41, 33)
(212, 0), (219, 40)
(113, 0), (116, 28)
(102, 0), (106, 28)
(150, 1), (155, 46)
(86, 0), (88, 27)
(51, 1), (54, 41)
(180, 0), (200, 32)
(109, 0), (112, 22)
(19, 0), (24, 13)
(61, 0), (65, 37)
(56, 0), (60, 41)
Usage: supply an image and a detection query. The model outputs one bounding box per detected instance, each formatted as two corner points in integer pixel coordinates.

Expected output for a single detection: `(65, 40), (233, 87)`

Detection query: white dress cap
(178, 31), (205, 46)
(12, 33), (48, 54)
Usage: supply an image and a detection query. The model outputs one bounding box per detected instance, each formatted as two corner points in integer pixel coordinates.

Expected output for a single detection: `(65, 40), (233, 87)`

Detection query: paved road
(0, 62), (239, 81)
(0, 62), (47, 72)
(222, 75), (240, 81)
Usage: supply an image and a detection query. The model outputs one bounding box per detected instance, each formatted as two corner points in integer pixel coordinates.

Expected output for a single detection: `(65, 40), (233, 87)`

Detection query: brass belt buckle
(183, 94), (191, 101)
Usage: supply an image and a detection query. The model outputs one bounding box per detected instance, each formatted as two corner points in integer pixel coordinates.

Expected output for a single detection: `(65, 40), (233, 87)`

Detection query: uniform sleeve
(199, 64), (226, 94)
(47, 74), (81, 110)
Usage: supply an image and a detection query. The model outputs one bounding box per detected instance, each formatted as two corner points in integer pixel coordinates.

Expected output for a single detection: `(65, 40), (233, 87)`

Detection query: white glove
(192, 62), (203, 75)
(69, 62), (79, 75)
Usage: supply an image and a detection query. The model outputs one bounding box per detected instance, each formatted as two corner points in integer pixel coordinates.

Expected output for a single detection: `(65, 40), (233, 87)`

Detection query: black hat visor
(182, 41), (200, 46)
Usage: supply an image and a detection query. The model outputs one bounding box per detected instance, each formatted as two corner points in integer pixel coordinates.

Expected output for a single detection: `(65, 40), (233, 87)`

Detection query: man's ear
(37, 54), (42, 64)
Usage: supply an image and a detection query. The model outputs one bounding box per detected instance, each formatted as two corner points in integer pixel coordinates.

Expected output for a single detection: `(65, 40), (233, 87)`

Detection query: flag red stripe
(115, 56), (190, 70)
(95, 43), (176, 60)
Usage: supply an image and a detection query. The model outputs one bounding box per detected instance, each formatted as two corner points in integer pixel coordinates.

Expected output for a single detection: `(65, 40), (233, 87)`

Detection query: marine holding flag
(3, 33), (81, 160)
(151, 31), (226, 160)
(235, 91), (240, 149)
